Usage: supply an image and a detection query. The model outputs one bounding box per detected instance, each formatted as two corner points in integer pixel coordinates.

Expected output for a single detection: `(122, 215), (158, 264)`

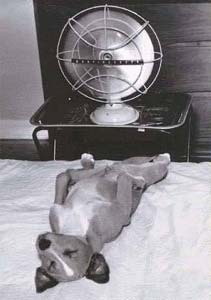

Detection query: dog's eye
(63, 249), (78, 258)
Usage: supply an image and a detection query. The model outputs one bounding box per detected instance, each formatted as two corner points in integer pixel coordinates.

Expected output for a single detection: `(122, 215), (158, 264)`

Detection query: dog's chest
(51, 185), (108, 237)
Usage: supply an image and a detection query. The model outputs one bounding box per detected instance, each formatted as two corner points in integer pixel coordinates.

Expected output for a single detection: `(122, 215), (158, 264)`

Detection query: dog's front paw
(118, 172), (145, 190)
(132, 176), (146, 190)
(81, 153), (95, 169)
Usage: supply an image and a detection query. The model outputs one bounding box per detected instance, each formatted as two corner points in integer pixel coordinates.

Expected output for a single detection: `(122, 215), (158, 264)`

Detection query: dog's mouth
(36, 247), (81, 282)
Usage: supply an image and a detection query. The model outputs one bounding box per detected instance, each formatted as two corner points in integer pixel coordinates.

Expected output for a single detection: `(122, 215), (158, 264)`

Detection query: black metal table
(30, 92), (192, 161)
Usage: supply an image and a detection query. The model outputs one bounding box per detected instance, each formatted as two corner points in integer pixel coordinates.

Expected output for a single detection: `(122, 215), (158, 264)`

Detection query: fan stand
(90, 103), (139, 125)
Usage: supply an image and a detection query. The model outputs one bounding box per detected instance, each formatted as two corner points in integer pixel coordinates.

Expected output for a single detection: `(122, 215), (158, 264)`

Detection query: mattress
(0, 159), (210, 300)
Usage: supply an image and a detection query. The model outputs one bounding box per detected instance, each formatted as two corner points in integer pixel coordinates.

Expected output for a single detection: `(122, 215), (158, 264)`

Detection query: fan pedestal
(90, 103), (139, 125)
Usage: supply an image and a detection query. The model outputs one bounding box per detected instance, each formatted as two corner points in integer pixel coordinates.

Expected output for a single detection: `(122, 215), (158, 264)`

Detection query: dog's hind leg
(115, 154), (170, 216)
(115, 172), (146, 221)
(54, 153), (103, 204)
(137, 153), (170, 187)
(122, 156), (156, 165)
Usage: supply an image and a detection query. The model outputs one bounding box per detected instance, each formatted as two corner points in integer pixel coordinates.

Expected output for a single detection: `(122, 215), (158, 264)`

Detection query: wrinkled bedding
(0, 159), (210, 300)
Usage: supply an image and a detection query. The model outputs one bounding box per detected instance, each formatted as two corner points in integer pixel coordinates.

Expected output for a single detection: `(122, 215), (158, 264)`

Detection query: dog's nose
(39, 238), (51, 251)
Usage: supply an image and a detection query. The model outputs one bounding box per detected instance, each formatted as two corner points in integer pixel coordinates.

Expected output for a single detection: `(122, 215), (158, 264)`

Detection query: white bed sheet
(0, 159), (210, 300)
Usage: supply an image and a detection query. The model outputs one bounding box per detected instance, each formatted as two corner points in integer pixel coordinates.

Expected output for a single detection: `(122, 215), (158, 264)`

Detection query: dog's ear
(85, 253), (110, 284)
(35, 267), (59, 293)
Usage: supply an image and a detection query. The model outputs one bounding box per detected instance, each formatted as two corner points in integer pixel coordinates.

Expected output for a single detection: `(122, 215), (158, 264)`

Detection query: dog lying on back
(35, 153), (170, 293)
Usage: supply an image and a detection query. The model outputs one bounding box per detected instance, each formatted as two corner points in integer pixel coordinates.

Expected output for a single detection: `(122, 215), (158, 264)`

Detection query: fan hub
(102, 52), (113, 61)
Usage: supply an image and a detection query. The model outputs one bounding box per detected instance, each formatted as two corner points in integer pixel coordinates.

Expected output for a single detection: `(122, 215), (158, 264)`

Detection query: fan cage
(56, 4), (163, 104)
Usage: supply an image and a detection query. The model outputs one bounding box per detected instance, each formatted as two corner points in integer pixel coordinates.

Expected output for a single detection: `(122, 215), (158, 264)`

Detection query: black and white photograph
(0, 0), (210, 299)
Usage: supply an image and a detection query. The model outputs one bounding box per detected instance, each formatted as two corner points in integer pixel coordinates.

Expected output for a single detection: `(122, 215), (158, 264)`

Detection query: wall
(0, 0), (44, 138)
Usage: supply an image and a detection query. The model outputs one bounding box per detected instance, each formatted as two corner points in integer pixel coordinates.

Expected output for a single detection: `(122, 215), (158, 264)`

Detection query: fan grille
(57, 5), (162, 104)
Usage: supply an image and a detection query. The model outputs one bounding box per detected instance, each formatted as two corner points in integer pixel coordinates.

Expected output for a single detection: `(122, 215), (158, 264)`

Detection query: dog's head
(35, 232), (109, 293)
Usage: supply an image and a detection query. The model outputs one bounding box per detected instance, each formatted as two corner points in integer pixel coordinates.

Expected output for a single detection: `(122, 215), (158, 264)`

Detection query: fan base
(90, 103), (139, 125)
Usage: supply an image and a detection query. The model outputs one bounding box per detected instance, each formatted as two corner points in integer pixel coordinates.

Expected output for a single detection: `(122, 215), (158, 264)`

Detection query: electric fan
(57, 4), (163, 125)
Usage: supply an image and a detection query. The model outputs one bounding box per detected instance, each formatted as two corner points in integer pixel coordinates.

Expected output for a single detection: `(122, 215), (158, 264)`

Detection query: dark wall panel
(157, 44), (211, 92)
(138, 4), (211, 44)
(138, 4), (211, 160)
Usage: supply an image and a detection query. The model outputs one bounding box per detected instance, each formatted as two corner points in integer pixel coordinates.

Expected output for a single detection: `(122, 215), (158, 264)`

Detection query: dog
(35, 153), (170, 293)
